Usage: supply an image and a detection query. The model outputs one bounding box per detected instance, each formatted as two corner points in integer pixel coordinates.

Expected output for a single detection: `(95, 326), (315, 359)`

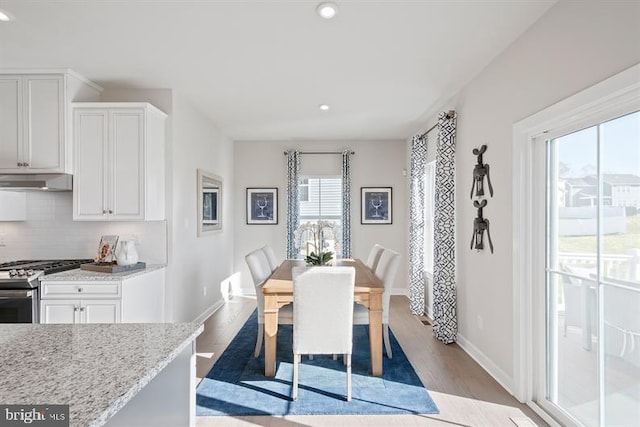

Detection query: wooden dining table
(261, 258), (384, 377)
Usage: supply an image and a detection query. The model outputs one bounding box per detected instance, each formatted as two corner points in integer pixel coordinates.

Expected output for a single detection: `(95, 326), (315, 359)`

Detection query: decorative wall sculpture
(470, 145), (494, 253)
(470, 144), (493, 199)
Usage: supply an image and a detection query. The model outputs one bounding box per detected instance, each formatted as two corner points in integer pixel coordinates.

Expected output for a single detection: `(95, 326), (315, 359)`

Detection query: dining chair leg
(254, 323), (264, 358)
(293, 354), (300, 401)
(346, 353), (352, 402)
(383, 324), (392, 359)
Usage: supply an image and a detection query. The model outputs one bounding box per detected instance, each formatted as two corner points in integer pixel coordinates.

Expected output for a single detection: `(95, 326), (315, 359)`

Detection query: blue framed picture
(247, 188), (278, 225)
(361, 187), (392, 224)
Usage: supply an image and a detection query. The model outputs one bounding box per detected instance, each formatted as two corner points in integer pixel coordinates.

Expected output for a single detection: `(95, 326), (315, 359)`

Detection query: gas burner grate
(0, 259), (94, 274)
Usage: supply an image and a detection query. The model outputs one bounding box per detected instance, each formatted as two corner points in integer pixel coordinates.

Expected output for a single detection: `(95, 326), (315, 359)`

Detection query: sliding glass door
(545, 111), (640, 426)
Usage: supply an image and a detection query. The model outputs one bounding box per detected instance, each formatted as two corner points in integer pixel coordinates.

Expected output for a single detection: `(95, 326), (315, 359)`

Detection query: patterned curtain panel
(341, 150), (353, 259)
(286, 150), (301, 259)
(408, 134), (427, 315)
(432, 111), (457, 344)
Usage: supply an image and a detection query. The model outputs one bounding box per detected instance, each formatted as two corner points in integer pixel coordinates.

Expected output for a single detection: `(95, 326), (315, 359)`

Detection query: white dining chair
(365, 243), (385, 272)
(353, 248), (400, 359)
(245, 247), (293, 358)
(261, 244), (279, 272)
(292, 266), (356, 401)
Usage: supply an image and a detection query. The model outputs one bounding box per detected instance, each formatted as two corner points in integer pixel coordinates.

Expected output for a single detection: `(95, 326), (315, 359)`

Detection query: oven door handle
(0, 290), (34, 299)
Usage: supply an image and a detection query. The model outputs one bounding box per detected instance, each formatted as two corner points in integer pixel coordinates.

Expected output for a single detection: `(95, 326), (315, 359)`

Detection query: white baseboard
(192, 298), (225, 325)
(456, 333), (515, 396)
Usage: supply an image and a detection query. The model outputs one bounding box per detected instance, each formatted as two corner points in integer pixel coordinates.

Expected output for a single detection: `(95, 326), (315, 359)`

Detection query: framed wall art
(361, 187), (392, 224)
(197, 169), (223, 236)
(246, 187), (278, 225)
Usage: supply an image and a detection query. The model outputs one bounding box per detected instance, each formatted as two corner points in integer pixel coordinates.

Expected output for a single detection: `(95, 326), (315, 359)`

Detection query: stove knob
(26, 269), (35, 276)
(8, 269), (17, 277)
(17, 269), (26, 277)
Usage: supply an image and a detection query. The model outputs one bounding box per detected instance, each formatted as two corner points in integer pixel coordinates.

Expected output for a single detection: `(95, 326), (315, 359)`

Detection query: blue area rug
(196, 310), (439, 416)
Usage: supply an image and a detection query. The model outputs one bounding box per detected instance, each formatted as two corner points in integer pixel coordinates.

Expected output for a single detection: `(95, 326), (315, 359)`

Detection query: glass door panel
(600, 112), (640, 426)
(546, 111), (640, 427)
(547, 126), (599, 426)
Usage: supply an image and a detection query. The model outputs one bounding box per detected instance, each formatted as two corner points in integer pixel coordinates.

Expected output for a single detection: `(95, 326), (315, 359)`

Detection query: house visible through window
(297, 176), (343, 258)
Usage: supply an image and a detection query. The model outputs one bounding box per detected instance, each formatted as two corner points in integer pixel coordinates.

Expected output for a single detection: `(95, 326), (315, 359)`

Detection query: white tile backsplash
(0, 192), (167, 263)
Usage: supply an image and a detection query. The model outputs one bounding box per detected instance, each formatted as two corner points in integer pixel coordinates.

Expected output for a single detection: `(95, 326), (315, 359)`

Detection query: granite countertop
(0, 322), (203, 427)
(40, 264), (166, 281)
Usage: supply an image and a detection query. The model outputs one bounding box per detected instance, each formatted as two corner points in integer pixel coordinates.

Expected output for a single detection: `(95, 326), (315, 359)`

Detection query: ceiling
(0, 1), (556, 141)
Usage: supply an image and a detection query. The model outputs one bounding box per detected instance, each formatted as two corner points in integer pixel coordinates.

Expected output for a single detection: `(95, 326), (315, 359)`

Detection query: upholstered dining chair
(292, 266), (356, 402)
(365, 243), (385, 272)
(353, 248), (400, 359)
(261, 244), (279, 272)
(245, 247), (293, 357)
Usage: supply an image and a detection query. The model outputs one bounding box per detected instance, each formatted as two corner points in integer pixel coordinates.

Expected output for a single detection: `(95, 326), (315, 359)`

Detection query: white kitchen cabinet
(40, 267), (165, 324)
(41, 299), (120, 324)
(72, 103), (166, 221)
(0, 71), (101, 173)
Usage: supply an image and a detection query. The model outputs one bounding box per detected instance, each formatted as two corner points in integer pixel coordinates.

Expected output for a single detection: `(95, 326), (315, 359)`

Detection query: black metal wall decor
(470, 144), (493, 199)
(470, 145), (494, 253)
(470, 200), (494, 253)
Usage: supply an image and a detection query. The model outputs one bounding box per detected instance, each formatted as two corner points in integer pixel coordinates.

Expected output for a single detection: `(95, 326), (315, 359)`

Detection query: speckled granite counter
(41, 264), (166, 281)
(0, 322), (202, 427)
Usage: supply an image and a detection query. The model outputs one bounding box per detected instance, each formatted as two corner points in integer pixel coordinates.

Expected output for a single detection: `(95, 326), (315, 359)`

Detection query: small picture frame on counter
(96, 235), (118, 263)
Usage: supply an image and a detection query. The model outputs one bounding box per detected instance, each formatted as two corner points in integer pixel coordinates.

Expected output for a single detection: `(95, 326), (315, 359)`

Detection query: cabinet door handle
(24, 162), (29, 167)
(74, 306), (79, 312)
(108, 210), (113, 214)
(79, 307), (85, 312)
(17, 162), (23, 167)
(77, 287), (83, 293)
(102, 210), (107, 215)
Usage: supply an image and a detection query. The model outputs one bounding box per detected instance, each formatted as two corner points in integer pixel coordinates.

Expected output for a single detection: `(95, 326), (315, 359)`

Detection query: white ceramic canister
(116, 240), (139, 266)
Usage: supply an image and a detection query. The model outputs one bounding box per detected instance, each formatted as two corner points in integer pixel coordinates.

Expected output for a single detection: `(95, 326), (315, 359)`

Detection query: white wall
(233, 140), (407, 295)
(414, 0), (640, 390)
(167, 93), (234, 323)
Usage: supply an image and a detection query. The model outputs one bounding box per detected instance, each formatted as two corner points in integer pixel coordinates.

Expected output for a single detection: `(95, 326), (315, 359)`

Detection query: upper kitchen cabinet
(0, 71), (102, 173)
(72, 103), (167, 221)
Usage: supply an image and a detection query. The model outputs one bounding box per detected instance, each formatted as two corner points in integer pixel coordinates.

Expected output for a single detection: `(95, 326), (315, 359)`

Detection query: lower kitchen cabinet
(39, 268), (164, 324)
(41, 299), (120, 324)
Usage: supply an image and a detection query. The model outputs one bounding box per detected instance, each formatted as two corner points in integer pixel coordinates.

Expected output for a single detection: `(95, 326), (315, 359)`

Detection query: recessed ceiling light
(319, 104), (331, 111)
(316, 2), (338, 19)
(0, 10), (12, 22)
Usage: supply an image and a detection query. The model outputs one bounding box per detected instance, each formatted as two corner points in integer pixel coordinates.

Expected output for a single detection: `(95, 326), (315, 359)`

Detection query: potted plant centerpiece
(295, 220), (338, 266)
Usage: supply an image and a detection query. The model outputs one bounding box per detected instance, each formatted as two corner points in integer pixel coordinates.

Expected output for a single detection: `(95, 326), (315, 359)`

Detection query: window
(424, 161), (436, 274)
(297, 176), (343, 258)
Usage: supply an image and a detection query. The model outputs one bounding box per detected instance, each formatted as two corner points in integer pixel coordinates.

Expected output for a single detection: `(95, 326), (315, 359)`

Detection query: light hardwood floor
(195, 295), (548, 427)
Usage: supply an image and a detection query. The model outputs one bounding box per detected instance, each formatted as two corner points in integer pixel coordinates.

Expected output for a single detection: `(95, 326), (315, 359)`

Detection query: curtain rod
(283, 150), (355, 155)
(418, 110), (456, 138)
(419, 123), (438, 139)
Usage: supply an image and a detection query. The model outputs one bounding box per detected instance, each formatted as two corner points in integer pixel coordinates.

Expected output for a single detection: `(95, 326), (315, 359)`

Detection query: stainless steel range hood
(0, 174), (73, 191)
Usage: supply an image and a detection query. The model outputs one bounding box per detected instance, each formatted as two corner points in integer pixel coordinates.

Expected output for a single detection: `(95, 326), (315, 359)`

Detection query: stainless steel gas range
(0, 259), (93, 323)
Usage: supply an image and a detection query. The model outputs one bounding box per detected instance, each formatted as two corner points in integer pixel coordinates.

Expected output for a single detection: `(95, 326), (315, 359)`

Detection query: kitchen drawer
(40, 281), (121, 299)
